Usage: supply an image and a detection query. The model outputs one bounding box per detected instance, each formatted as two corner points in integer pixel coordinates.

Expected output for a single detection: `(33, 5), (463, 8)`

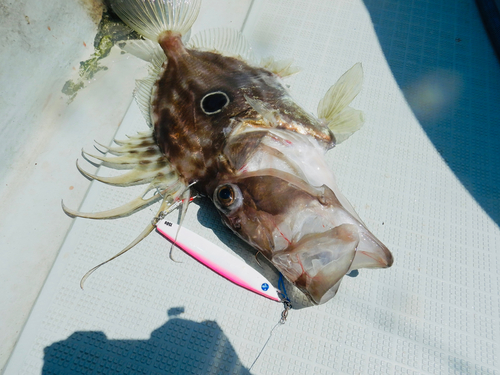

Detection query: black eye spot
(200, 91), (229, 115)
(217, 185), (235, 206)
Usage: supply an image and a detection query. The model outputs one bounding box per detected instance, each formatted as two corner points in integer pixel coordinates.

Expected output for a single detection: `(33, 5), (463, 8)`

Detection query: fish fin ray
(119, 39), (162, 62)
(188, 28), (256, 63)
(65, 130), (185, 219)
(135, 74), (158, 127)
(62, 194), (158, 219)
(260, 56), (301, 77)
(76, 130), (175, 187)
(169, 186), (192, 261)
(61, 177), (181, 219)
(76, 159), (167, 187)
(82, 150), (142, 169)
(326, 106), (365, 144)
(80, 193), (177, 288)
(317, 63), (364, 143)
(111, 0), (201, 41)
(132, 43), (167, 127)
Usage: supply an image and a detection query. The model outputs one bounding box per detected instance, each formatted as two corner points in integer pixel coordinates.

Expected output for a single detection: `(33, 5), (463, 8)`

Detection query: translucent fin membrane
(260, 56), (301, 77)
(120, 39), (165, 63)
(126, 40), (167, 127)
(317, 63), (365, 144)
(119, 39), (167, 127)
(135, 70), (161, 127)
(188, 28), (256, 63)
(111, 0), (201, 41)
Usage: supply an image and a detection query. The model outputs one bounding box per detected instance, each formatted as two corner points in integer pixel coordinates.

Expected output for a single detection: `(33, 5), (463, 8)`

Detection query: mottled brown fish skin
(152, 34), (334, 195)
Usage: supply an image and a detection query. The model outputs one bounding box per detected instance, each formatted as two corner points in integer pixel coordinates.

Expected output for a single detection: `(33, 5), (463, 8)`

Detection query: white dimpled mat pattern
(5, 0), (500, 374)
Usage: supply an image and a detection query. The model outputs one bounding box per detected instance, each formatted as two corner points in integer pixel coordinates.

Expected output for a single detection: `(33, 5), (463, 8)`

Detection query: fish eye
(217, 185), (235, 206)
(213, 183), (243, 214)
(200, 91), (229, 115)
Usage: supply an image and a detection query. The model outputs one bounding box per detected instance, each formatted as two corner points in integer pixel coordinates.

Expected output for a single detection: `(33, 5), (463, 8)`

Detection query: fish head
(209, 128), (393, 305)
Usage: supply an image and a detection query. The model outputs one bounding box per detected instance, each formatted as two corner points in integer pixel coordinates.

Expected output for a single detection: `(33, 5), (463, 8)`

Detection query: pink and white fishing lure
(156, 219), (281, 302)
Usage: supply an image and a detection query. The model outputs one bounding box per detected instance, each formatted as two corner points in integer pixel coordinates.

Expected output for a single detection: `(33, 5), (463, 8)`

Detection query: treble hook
(254, 251), (264, 267)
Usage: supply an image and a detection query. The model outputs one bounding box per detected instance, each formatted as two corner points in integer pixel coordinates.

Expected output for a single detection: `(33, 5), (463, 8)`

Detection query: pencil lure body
(156, 219), (281, 302)
(64, 0), (393, 304)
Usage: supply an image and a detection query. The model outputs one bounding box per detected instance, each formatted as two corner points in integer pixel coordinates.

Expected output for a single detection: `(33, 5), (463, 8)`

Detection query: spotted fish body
(153, 34), (332, 189)
(64, 0), (393, 304)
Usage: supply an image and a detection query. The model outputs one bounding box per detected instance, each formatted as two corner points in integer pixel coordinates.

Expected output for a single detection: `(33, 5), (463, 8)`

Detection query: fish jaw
(212, 173), (392, 305)
(272, 224), (359, 305)
(210, 127), (392, 304)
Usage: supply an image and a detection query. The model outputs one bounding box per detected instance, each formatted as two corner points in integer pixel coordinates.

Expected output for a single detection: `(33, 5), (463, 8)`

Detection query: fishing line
(249, 273), (292, 371)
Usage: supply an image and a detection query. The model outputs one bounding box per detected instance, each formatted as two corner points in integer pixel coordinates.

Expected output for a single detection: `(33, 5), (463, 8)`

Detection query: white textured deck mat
(5, 0), (500, 374)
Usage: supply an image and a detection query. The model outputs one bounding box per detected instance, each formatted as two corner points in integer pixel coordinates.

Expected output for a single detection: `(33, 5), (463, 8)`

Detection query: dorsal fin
(187, 28), (256, 63)
(62, 129), (188, 287)
(62, 129), (185, 220)
(77, 190), (182, 289)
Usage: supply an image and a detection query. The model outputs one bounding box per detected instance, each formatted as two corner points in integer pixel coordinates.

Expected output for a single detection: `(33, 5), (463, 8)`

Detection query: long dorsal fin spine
(63, 130), (185, 220)
(79, 189), (183, 289)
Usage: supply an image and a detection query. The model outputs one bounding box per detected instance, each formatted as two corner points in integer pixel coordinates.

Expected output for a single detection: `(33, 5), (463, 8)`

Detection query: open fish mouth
(212, 126), (393, 305)
(213, 172), (392, 305)
(272, 224), (360, 305)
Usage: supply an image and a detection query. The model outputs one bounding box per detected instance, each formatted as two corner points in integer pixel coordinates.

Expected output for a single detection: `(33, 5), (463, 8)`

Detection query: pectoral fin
(317, 63), (365, 144)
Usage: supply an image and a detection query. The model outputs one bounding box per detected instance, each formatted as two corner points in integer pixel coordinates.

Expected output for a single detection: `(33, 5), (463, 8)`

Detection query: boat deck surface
(4, 0), (500, 374)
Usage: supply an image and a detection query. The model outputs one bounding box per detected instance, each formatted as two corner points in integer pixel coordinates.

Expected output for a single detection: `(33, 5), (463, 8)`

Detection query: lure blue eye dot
(261, 283), (269, 291)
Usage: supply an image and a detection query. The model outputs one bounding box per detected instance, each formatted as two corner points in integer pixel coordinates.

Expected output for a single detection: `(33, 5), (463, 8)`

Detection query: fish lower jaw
(271, 223), (360, 304)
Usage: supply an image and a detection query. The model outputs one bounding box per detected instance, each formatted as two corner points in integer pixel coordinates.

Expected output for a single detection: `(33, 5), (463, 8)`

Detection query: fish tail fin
(317, 63), (365, 144)
(111, 0), (201, 41)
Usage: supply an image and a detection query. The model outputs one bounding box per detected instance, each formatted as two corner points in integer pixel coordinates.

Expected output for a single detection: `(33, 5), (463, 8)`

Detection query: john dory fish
(63, 0), (393, 304)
